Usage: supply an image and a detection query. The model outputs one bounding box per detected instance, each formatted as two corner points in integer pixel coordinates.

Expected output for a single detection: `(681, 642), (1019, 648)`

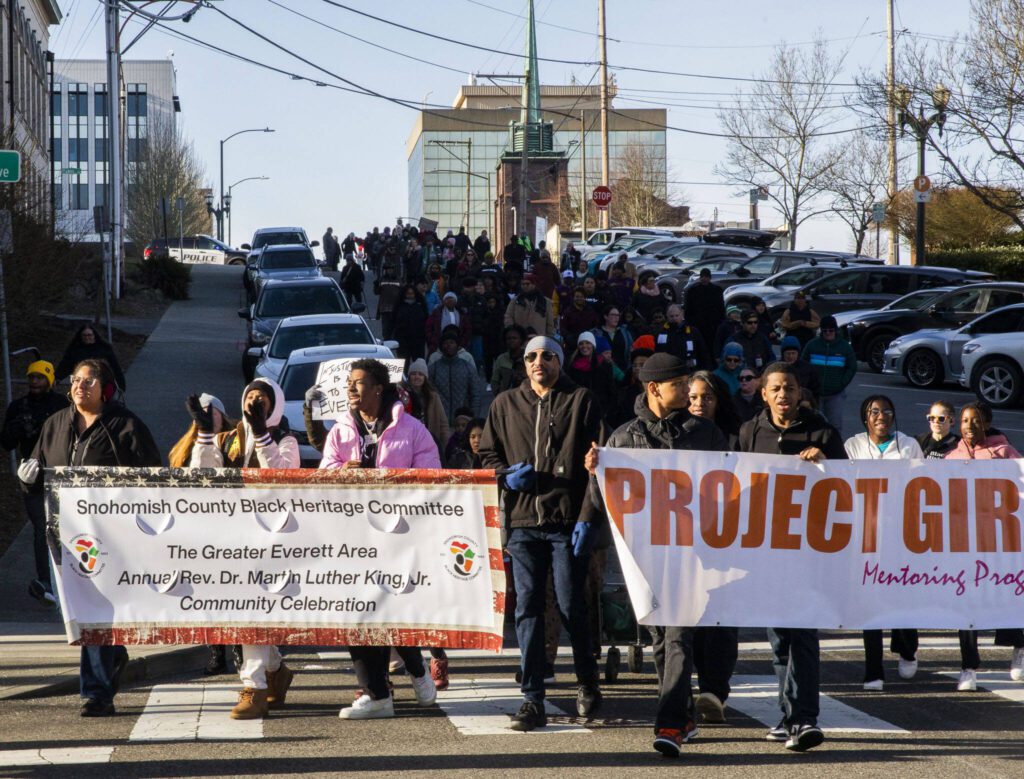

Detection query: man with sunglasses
(801, 315), (856, 436)
(727, 313), (775, 374)
(479, 335), (605, 732)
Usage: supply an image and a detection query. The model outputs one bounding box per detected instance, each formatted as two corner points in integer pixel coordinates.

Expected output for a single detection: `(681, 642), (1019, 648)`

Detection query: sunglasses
(927, 414), (948, 423)
(744, 320), (759, 326)
(739, 375), (756, 382)
(820, 328), (836, 333)
(525, 350), (557, 364)
(724, 357), (742, 364)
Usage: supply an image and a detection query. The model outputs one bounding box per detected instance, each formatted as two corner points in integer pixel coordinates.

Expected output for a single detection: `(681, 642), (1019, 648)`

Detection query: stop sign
(592, 186), (612, 210)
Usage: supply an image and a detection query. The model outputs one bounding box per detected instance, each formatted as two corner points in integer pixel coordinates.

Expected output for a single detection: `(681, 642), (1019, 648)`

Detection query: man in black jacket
(683, 268), (726, 355)
(737, 361), (845, 753)
(655, 304), (711, 370)
(479, 335), (604, 731)
(585, 352), (729, 758)
(1, 360), (68, 605)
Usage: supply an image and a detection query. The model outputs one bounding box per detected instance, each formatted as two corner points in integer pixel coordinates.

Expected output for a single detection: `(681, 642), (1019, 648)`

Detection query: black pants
(25, 492), (49, 584)
(650, 626), (695, 731)
(348, 646), (426, 700)
(958, 629), (1024, 670)
(863, 629), (918, 682)
(693, 626), (738, 702)
(768, 628), (819, 727)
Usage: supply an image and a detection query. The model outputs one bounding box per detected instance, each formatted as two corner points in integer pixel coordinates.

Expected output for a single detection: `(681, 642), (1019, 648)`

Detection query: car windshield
(261, 250), (315, 270)
(280, 363), (319, 402)
(608, 236), (651, 251)
(667, 245), (707, 261)
(269, 324), (375, 358)
(256, 286), (348, 318)
(881, 288), (947, 311)
(254, 232), (306, 249)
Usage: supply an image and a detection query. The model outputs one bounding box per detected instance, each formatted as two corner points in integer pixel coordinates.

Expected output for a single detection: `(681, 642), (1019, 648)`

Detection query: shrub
(134, 253), (192, 299)
(927, 244), (1024, 280)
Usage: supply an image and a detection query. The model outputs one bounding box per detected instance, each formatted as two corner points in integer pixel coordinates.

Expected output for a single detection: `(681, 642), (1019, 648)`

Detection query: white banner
(596, 448), (1024, 630)
(50, 468), (503, 648)
(312, 358), (405, 420)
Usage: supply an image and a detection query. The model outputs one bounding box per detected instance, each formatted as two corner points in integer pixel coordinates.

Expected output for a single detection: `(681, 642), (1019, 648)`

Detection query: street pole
(887, 0), (899, 265)
(598, 0), (610, 230)
(218, 139), (225, 242)
(916, 131), (926, 266)
(580, 110), (587, 242)
(465, 139), (472, 232)
(105, 0), (123, 298)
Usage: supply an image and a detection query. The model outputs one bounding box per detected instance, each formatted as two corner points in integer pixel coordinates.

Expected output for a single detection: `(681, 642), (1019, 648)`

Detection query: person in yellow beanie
(1, 359), (68, 605)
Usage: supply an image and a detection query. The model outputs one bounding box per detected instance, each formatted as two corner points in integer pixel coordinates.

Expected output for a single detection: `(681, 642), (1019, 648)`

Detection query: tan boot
(230, 687), (269, 720)
(265, 663), (294, 709)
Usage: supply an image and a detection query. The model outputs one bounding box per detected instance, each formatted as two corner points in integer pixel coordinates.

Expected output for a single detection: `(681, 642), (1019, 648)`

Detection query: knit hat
(594, 334), (612, 354)
(726, 305), (741, 317)
(198, 392), (226, 417)
(577, 331), (597, 347)
(407, 358), (429, 376)
(26, 360), (55, 388)
(820, 315), (839, 330)
(443, 291), (458, 302)
(722, 342), (744, 360)
(632, 334), (656, 353)
(639, 352), (689, 383)
(525, 335), (563, 365)
(780, 336), (802, 354)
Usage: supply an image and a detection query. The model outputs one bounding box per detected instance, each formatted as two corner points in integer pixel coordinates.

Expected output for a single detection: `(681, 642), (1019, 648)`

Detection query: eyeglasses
(820, 328), (836, 333)
(739, 375), (756, 382)
(927, 414), (948, 423)
(525, 350), (557, 364)
(724, 357), (742, 365)
(867, 408), (895, 418)
(744, 320), (758, 326)
(70, 376), (98, 388)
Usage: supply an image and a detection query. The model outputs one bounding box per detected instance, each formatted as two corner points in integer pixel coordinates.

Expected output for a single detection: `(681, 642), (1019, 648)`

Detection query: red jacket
(426, 305), (473, 355)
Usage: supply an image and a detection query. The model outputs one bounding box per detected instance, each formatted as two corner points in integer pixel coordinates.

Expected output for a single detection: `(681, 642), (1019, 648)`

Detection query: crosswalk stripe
(939, 671), (1024, 702)
(726, 675), (909, 734)
(129, 683), (263, 742)
(0, 747), (114, 767)
(435, 677), (592, 736)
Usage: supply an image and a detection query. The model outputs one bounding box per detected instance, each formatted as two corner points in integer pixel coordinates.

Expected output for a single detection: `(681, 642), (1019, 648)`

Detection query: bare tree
(824, 135), (905, 254)
(610, 144), (673, 226)
(715, 38), (846, 248)
(124, 117), (209, 252)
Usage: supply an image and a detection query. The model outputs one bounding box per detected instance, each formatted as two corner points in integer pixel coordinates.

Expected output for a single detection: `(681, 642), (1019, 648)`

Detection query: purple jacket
(319, 401), (441, 469)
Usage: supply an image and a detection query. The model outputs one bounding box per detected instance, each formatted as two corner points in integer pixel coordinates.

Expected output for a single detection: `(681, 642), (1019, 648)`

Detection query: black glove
(244, 397), (268, 437)
(186, 394), (214, 433)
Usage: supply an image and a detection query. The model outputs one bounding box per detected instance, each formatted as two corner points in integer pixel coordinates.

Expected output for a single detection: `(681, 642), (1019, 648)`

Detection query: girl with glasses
(916, 400), (959, 458)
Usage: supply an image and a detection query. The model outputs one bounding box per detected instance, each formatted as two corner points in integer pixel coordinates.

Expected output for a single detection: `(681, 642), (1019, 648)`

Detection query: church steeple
(522, 0), (542, 126)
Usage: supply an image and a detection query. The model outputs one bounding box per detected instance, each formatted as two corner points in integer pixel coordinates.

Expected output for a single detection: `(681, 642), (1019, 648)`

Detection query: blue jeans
(767, 628), (819, 727)
(469, 335), (484, 373)
(821, 391), (846, 437)
(507, 526), (597, 703)
(80, 645), (128, 704)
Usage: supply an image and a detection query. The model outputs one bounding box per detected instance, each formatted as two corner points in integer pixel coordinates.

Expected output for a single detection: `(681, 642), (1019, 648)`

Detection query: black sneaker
(509, 700), (547, 731)
(111, 650), (130, 696)
(576, 683), (602, 718)
(765, 719), (788, 742)
(785, 723), (825, 752)
(204, 645), (227, 675)
(28, 579), (56, 608)
(81, 698), (115, 717)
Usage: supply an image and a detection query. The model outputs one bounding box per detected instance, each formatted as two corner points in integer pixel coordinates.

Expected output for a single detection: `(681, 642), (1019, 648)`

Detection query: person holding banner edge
(18, 358), (161, 718)
(479, 335), (605, 732)
(737, 361), (846, 752)
(584, 352), (730, 757)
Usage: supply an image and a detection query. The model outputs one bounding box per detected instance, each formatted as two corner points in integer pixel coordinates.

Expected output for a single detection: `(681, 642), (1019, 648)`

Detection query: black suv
(846, 282), (1024, 371)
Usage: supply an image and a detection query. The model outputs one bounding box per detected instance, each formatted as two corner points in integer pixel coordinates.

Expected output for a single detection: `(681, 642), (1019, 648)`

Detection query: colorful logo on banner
(444, 536), (481, 581)
(71, 534), (105, 577)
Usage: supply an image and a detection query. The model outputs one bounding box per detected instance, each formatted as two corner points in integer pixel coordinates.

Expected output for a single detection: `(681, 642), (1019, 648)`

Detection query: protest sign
(48, 467), (504, 649)
(595, 448), (1024, 630)
(312, 357), (405, 420)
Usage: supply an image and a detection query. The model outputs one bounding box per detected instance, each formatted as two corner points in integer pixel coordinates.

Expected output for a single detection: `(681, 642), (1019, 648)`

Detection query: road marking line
(940, 671), (1024, 702)
(0, 747), (114, 766)
(129, 683), (262, 742)
(435, 677), (591, 736)
(726, 675), (909, 734)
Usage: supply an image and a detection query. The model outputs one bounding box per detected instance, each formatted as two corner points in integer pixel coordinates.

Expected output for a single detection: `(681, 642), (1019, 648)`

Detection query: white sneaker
(388, 648), (406, 675)
(863, 679), (884, 691)
(1010, 648), (1024, 682)
(411, 671), (437, 706)
(957, 669), (977, 692)
(897, 657), (918, 680)
(339, 694), (395, 719)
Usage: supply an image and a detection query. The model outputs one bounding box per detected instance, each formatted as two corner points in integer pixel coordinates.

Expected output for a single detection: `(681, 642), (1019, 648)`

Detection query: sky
(47, 0), (975, 252)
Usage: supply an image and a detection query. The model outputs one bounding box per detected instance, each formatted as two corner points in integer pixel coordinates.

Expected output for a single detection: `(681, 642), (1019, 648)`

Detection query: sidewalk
(0, 265), (245, 698)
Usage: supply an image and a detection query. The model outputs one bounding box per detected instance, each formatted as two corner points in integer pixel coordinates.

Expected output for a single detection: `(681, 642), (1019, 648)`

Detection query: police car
(143, 235), (248, 265)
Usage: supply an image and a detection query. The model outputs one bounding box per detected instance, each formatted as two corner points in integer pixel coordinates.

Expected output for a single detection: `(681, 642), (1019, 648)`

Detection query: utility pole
(105, 0), (123, 298)
(580, 110), (587, 242)
(887, 0), (899, 265)
(465, 139), (472, 232)
(598, 0), (610, 230)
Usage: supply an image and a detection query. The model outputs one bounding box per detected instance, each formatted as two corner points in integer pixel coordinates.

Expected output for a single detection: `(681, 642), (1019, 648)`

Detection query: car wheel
(972, 358), (1023, 409)
(864, 333), (895, 373)
(229, 258), (245, 266)
(659, 284), (676, 303)
(904, 349), (944, 388)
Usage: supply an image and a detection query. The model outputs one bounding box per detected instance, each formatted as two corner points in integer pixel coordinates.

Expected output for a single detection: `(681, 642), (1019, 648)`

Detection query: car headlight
(963, 343), (981, 355)
(251, 331), (271, 345)
(888, 337), (904, 349)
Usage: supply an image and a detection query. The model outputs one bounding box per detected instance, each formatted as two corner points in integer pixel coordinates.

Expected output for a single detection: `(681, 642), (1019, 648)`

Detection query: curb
(1, 645), (210, 701)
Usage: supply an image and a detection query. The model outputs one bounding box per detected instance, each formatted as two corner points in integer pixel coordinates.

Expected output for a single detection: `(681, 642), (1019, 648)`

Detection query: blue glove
(504, 462), (535, 492)
(572, 521), (594, 558)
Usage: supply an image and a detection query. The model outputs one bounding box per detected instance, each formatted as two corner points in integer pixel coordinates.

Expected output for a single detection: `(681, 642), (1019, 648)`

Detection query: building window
(126, 83), (148, 163)
(68, 83), (88, 166)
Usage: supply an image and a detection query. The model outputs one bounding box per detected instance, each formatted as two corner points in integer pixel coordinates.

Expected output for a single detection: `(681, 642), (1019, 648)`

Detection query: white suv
(959, 332), (1024, 408)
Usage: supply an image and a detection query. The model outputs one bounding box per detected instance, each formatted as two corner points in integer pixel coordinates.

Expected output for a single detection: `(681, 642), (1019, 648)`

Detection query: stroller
(599, 583), (649, 683)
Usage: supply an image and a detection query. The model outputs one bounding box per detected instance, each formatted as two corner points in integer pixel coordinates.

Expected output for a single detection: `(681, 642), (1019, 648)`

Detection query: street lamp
(218, 127), (274, 240)
(895, 82), (950, 265)
(426, 169), (492, 239)
(227, 176), (270, 246)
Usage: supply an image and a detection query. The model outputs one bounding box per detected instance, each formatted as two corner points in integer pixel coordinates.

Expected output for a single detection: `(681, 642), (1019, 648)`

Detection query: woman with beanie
(591, 304), (633, 377)
(567, 332), (616, 414)
(189, 378), (300, 720)
(404, 358), (449, 455)
(714, 342), (745, 395)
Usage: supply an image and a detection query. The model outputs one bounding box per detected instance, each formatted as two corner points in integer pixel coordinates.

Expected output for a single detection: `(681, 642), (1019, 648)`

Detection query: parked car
(846, 282), (1024, 372)
(832, 286), (958, 331)
(884, 303), (1024, 389)
(144, 235), (246, 265)
(577, 227), (674, 260)
(239, 277), (359, 380)
(246, 244), (323, 301)
(764, 265), (995, 321)
(241, 226), (318, 253)
(592, 235), (668, 272)
(725, 262), (869, 308)
(656, 250), (765, 302)
(277, 343), (397, 465)
(960, 331), (1024, 408)
(251, 313), (386, 385)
